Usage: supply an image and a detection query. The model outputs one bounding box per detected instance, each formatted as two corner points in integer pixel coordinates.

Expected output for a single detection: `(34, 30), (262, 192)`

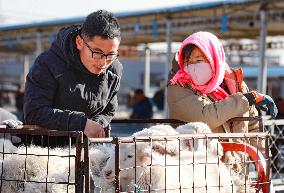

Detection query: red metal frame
(221, 142), (268, 193)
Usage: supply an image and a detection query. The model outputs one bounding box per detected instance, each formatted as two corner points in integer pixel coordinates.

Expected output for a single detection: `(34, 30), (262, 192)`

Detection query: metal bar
(114, 137), (120, 193)
(257, 5), (267, 94)
(75, 132), (83, 193)
(46, 134), (50, 192)
(0, 125), (81, 137)
(263, 119), (284, 126)
(84, 137), (90, 193)
(23, 54), (29, 83)
(35, 32), (42, 57)
(110, 119), (185, 124)
(134, 138), (137, 192)
(164, 18), (172, 118)
(111, 117), (262, 124)
(266, 135), (271, 193)
(144, 45), (151, 96)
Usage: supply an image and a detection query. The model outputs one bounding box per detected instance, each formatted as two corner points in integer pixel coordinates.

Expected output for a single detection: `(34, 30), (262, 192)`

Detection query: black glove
(244, 91), (278, 118)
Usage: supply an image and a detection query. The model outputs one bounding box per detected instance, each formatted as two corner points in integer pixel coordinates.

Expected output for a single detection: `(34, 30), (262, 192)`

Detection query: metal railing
(0, 117), (284, 192)
(0, 125), (84, 193)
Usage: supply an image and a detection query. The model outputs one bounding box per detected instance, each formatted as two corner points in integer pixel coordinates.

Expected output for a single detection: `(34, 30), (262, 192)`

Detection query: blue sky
(0, 0), (200, 25)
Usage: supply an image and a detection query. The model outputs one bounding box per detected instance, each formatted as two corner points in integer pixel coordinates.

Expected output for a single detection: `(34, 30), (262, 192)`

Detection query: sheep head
(176, 122), (223, 157)
(102, 139), (176, 192)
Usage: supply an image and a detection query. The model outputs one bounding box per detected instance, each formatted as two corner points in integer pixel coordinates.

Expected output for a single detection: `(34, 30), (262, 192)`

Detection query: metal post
(257, 6), (267, 94)
(35, 32), (42, 57)
(23, 54), (29, 82)
(144, 45), (151, 96)
(75, 132), (83, 193)
(164, 18), (172, 118)
(84, 137), (90, 193)
(114, 137), (120, 193)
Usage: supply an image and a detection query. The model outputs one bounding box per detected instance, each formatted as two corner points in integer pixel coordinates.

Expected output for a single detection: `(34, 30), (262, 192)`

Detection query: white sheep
(132, 124), (180, 156)
(103, 139), (235, 193)
(0, 122), (259, 193)
(0, 143), (77, 193)
(175, 122), (256, 193)
(103, 122), (237, 193)
(176, 122), (223, 157)
(0, 139), (113, 193)
(89, 144), (115, 193)
(103, 122), (261, 193)
(0, 138), (18, 155)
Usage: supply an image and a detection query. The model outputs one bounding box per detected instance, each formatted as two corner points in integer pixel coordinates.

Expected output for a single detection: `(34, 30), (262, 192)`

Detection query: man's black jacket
(23, 25), (123, 132)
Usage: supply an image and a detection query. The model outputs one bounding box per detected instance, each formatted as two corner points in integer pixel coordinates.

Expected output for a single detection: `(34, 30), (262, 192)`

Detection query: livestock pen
(0, 117), (280, 193)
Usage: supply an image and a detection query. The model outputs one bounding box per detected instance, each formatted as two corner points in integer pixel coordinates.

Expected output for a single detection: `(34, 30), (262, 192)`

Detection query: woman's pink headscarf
(170, 31), (229, 101)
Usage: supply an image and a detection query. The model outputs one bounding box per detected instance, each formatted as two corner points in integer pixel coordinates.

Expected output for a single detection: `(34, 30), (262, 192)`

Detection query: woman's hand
(244, 91), (278, 118)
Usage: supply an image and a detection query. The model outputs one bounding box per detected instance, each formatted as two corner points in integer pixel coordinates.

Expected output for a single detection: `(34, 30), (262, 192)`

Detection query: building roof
(0, 0), (253, 31)
(1, 0), (284, 53)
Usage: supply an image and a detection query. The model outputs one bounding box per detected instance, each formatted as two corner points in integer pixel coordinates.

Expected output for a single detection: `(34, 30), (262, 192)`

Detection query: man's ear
(75, 35), (84, 50)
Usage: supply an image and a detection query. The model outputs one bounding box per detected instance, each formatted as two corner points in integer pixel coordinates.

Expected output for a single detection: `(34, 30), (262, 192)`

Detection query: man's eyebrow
(92, 47), (104, 52)
(93, 47), (116, 54)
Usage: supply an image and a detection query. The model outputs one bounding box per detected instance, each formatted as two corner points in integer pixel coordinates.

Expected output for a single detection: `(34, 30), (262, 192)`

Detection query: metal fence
(0, 117), (284, 192)
(0, 125), (85, 193)
(263, 119), (284, 192)
(88, 132), (269, 193)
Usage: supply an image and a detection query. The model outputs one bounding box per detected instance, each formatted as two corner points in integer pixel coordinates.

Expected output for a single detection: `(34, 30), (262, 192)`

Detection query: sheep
(103, 139), (235, 193)
(0, 139), (113, 193)
(0, 143), (77, 193)
(102, 122), (261, 193)
(89, 144), (115, 193)
(176, 123), (256, 193)
(176, 122), (223, 157)
(103, 123), (236, 193)
(132, 124), (180, 156)
(0, 122), (260, 193)
(133, 122), (222, 158)
(0, 137), (18, 155)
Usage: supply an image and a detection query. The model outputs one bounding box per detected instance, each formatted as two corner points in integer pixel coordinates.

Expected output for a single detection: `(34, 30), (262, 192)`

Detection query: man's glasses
(80, 35), (119, 61)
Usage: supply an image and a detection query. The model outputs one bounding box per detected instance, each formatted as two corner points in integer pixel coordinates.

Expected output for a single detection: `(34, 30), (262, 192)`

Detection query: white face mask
(184, 62), (213, 86)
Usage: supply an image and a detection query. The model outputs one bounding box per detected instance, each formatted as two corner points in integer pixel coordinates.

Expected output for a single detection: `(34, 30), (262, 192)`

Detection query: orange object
(221, 142), (268, 193)
(251, 91), (265, 104)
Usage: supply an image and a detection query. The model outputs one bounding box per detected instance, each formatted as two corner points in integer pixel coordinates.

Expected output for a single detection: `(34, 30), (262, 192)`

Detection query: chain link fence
(264, 119), (284, 192)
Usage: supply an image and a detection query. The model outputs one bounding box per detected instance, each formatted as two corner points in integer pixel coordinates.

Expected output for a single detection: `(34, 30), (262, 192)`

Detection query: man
(130, 89), (153, 119)
(23, 10), (122, 139)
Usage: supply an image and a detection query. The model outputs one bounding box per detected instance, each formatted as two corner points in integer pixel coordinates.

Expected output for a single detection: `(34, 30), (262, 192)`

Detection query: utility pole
(257, 1), (268, 94)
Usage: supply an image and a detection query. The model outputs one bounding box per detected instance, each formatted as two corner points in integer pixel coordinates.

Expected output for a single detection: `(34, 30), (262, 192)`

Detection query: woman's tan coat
(167, 58), (260, 134)
(167, 84), (259, 133)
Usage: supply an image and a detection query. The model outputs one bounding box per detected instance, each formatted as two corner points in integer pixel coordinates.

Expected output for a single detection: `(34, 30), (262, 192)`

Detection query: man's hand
(84, 119), (105, 138)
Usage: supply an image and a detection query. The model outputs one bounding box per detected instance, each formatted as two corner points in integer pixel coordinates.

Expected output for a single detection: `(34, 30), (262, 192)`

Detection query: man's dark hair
(82, 10), (121, 40)
(134, 89), (144, 95)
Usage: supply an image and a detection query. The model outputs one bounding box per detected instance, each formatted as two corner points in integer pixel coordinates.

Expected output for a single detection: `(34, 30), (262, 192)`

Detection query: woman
(167, 31), (277, 151)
